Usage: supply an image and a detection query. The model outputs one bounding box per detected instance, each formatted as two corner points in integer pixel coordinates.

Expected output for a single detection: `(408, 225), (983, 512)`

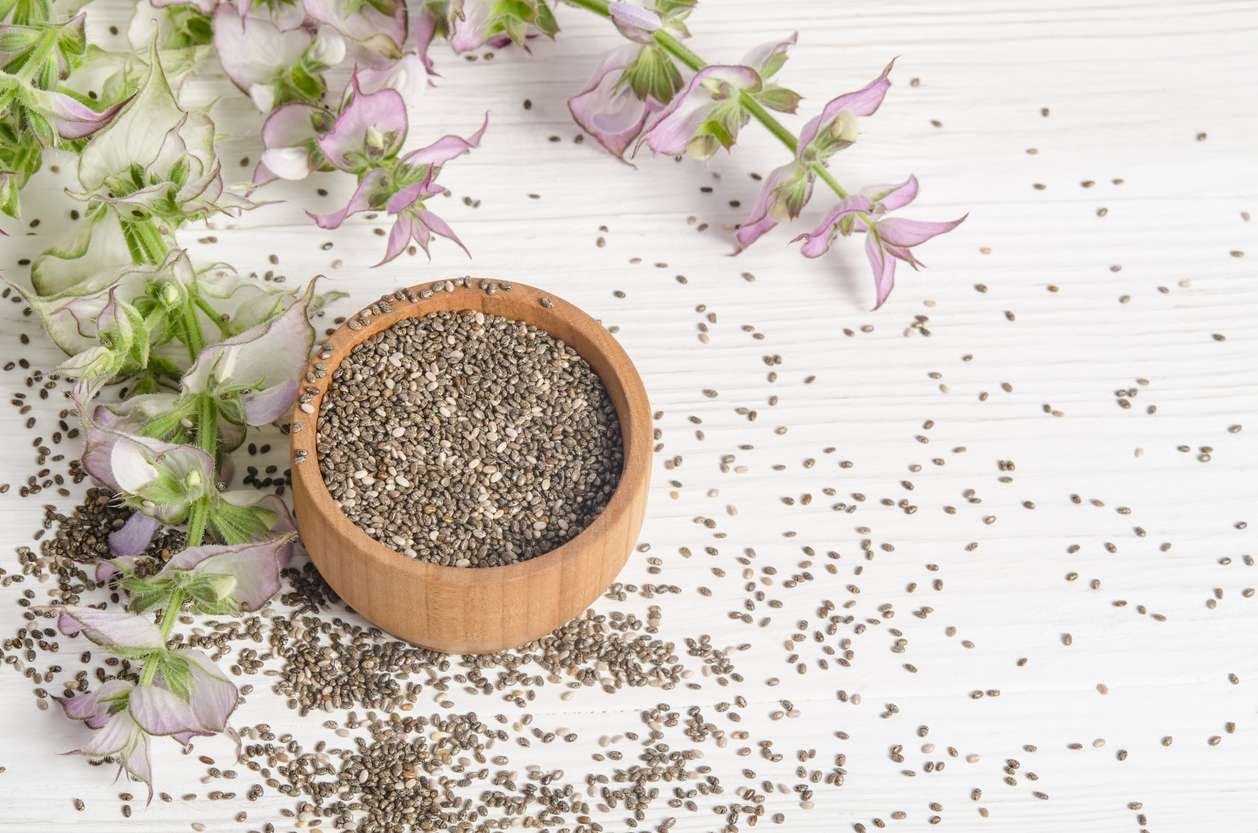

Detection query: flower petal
(181, 281), (317, 426)
(212, 5), (311, 93)
(176, 648), (239, 735)
(109, 511), (164, 558)
(874, 214), (967, 248)
(316, 74), (407, 172)
(740, 32), (796, 79)
(241, 377), (299, 424)
(568, 45), (654, 160)
(734, 162), (809, 252)
(56, 679), (135, 729)
(791, 195), (873, 258)
(128, 684), (202, 737)
(355, 53), (428, 100)
(164, 536), (293, 611)
(860, 175), (919, 213)
(639, 65), (761, 157)
(866, 231), (897, 310)
(398, 112), (488, 169)
(53, 606), (167, 656)
(797, 60), (894, 156)
(306, 167), (391, 229)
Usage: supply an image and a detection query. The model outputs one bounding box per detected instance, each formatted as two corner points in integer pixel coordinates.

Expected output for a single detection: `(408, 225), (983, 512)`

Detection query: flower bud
(830, 109), (859, 145)
(159, 281), (182, 309)
(204, 573), (238, 602)
(366, 126), (387, 151)
(184, 468), (203, 494)
(768, 198), (792, 223)
(687, 134), (718, 161)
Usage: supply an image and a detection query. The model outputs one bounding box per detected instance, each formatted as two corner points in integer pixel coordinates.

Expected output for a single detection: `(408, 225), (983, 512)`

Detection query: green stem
(197, 393), (217, 458)
(138, 589), (183, 687)
(181, 302), (206, 361)
(121, 219), (171, 265)
(186, 497), (209, 549)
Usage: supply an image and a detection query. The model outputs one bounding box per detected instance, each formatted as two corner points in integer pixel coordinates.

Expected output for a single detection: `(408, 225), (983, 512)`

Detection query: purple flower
(56, 680), (153, 800)
(110, 512), (165, 558)
(253, 103), (335, 184)
(309, 114), (486, 265)
(797, 60), (894, 162)
(55, 648), (240, 802)
(180, 280), (318, 426)
(315, 74), (408, 173)
(447, 0), (558, 54)
(99, 534), (296, 611)
(793, 177), (966, 309)
(568, 44), (664, 160)
(212, 6), (316, 111)
(734, 162), (811, 251)
(735, 60), (899, 252)
(303, 0), (406, 57)
(638, 64), (761, 159)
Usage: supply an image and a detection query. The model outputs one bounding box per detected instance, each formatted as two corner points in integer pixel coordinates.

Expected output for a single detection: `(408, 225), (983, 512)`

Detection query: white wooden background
(2, 0), (1257, 830)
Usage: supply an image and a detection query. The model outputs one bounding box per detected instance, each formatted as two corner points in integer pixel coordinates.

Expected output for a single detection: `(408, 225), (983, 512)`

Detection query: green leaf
(155, 652), (192, 699)
(753, 85), (801, 114)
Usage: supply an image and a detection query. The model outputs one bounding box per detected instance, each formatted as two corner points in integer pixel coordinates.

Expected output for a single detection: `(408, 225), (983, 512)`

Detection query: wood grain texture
(0, 0), (1255, 830)
(290, 281), (652, 653)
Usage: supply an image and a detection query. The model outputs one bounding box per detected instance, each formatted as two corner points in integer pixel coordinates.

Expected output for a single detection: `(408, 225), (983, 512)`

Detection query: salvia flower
(98, 534), (296, 614)
(735, 60), (894, 250)
(568, 44), (666, 160)
(446, 0), (558, 55)
(637, 35), (800, 160)
(794, 176), (966, 309)
(212, 6), (345, 111)
(305, 72), (486, 264)
(178, 279), (317, 426)
(72, 41), (256, 233)
(302, 0), (406, 58)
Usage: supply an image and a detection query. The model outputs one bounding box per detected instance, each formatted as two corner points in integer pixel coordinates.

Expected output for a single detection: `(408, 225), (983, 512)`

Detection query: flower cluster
(47, 534), (295, 800)
(4, 38), (330, 797)
(562, 1), (965, 308)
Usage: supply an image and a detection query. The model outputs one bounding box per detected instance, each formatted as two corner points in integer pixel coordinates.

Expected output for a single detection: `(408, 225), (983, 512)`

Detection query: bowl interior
(289, 279), (652, 592)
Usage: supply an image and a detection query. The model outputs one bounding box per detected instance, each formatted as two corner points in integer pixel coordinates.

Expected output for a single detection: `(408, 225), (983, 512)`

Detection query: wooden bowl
(288, 279), (651, 654)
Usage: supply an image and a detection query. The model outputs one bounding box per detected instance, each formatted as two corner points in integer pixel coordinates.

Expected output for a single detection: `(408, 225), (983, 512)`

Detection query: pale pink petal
(797, 60), (895, 155)
(740, 32), (796, 78)
(54, 606), (167, 656)
(639, 65), (761, 157)
(48, 92), (130, 141)
(175, 649), (239, 737)
(875, 215), (967, 247)
(241, 376), (299, 424)
(56, 680), (135, 729)
(735, 162), (808, 252)
(164, 536), (292, 610)
(129, 685), (202, 737)
(306, 168), (391, 229)
(109, 512), (163, 558)
(791, 195), (873, 258)
(398, 113), (488, 169)
(316, 74), (407, 171)
(859, 175), (919, 213)
(568, 45), (653, 160)
(866, 231), (897, 310)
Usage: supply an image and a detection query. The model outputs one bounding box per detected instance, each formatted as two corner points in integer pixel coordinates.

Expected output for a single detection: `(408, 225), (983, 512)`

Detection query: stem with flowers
(551, 0), (964, 308)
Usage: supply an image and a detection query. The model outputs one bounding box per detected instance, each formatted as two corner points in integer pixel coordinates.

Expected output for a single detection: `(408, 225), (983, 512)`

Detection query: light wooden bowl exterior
(289, 280), (651, 654)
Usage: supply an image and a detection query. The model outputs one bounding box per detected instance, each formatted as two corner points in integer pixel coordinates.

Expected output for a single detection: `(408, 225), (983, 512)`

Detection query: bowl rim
(288, 278), (652, 588)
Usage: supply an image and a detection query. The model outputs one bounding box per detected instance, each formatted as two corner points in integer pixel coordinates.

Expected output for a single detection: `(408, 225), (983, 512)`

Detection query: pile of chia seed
(316, 309), (623, 567)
